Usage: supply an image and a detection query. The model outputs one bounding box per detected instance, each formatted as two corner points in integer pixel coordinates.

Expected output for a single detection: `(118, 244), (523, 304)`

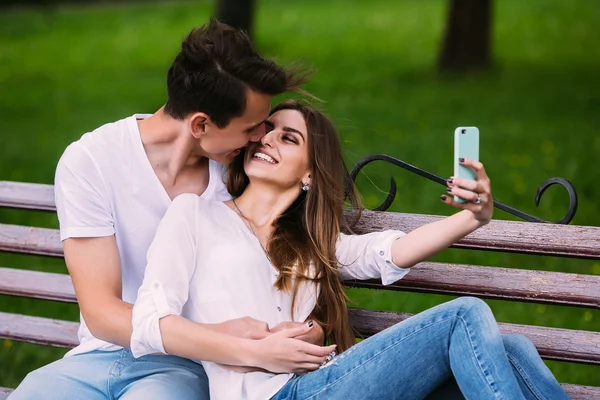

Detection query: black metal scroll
(349, 154), (578, 224)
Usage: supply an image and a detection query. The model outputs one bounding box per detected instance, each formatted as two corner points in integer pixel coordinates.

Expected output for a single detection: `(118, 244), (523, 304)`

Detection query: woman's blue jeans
(272, 297), (569, 400)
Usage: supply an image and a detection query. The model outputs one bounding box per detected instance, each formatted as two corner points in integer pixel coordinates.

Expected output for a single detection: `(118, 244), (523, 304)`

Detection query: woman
(131, 101), (568, 399)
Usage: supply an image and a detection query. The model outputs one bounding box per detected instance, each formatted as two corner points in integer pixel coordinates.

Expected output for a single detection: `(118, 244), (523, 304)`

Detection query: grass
(1, 0), (599, 389)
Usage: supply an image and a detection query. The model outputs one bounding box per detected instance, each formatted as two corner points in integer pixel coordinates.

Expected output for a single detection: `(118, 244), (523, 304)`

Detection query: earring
(301, 182), (310, 191)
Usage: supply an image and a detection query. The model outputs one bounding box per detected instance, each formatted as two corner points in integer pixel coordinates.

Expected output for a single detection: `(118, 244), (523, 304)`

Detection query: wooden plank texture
(0, 181), (55, 211)
(0, 267), (75, 302)
(2, 264), (598, 310)
(560, 384), (600, 399)
(348, 210), (600, 259)
(1, 181), (599, 260)
(0, 224), (62, 257)
(3, 217), (600, 260)
(1, 310), (599, 365)
(0, 312), (79, 348)
(0, 388), (13, 400)
(346, 262), (600, 309)
(0, 384), (597, 400)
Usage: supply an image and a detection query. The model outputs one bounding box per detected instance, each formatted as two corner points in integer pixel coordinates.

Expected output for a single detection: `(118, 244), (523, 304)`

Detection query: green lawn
(1, 0), (599, 389)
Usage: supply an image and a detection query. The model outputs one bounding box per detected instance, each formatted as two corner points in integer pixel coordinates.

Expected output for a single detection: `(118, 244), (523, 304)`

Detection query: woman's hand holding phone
(441, 158), (494, 225)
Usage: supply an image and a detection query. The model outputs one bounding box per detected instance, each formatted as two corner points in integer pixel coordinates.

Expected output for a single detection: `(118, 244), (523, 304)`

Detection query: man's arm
(64, 236), (133, 348)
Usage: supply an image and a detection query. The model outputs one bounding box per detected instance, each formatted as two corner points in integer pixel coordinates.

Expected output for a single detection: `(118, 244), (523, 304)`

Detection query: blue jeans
(9, 348), (209, 400)
(272, 297), (569, 400)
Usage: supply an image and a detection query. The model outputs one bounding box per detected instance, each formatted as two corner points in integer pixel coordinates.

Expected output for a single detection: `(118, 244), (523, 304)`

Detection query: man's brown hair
(164, 19), (308, 128)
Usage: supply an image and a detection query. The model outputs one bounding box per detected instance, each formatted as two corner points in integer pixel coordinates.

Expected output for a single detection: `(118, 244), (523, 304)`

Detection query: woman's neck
(232, 182), (301, 232)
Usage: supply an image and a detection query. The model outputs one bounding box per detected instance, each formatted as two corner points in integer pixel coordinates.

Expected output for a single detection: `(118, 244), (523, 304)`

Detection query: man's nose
(249, 124), (267, 142)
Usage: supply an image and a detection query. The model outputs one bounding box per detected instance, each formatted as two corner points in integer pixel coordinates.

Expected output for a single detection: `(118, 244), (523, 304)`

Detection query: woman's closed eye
(282, 134), (297, 144)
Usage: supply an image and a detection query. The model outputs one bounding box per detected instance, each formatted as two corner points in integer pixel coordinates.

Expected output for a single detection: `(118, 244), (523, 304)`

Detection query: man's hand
(210, 316), (271, 340)
(271, 319), (325, 346)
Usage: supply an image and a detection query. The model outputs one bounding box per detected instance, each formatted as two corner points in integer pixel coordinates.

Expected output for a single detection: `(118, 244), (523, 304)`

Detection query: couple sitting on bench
(10, 20), (568, 400)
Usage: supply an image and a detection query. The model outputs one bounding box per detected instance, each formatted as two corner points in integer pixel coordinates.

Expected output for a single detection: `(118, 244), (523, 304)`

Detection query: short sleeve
(336, 230), (409, 285)
(54, 143), (114, 241)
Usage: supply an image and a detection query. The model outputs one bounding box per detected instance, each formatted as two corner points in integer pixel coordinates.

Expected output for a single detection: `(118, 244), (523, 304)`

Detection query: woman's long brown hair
(227, 100), (362, 352)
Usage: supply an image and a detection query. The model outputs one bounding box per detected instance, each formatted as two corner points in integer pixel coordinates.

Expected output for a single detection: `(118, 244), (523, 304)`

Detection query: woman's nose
(260, 130), (275, 147)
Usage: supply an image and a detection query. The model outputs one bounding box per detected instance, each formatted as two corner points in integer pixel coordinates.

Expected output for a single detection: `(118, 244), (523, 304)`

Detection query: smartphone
(454, 127), (480, 203)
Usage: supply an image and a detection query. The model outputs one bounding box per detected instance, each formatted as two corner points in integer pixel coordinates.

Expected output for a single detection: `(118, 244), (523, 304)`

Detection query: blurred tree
(216, 0), (256, 40)
(439, 0), (492, 71)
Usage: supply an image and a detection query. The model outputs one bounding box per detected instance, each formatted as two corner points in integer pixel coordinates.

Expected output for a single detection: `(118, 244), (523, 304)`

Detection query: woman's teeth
(253, 152), (277, 164)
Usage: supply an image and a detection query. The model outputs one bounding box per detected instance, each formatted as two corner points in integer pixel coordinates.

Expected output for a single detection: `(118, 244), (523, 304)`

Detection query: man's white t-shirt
(54, 114), (231, 357)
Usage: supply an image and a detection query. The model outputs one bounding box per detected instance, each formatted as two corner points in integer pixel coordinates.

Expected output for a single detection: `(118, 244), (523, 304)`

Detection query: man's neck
(137, 107), (206, 184)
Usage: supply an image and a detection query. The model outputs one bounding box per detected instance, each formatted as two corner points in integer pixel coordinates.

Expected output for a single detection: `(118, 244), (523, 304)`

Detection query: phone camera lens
(461, 129), (466, 134)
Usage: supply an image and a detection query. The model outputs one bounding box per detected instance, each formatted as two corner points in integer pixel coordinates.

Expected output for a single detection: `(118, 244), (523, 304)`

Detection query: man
(10, 19), (326, 400)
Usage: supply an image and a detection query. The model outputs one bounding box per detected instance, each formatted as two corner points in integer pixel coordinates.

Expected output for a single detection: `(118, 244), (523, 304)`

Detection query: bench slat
(347, 262), (600, 309)
(2, 219), (600, 262)
(1, 180), (599, 260)
(348, 308), (600, 365)
(2, 264), (598, 310)
(0, 388), (13, 400)
(349, 210), (600, 259)
(1, 310), (598, 365)
(0, 312), (79, 348)
(0, 181), (55, 211)
(0, 224), (62, 257)
(0, 267), (76, 302)
(557, 384), (600, 400)
(0, 384), (597, 400)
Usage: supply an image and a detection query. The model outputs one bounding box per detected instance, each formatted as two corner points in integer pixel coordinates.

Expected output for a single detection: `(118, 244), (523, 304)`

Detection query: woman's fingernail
(459, 158), (465, 163)
(440, 195), (447, 201)
(447, 178), (453, 184)
(446, 187), (452, 192)
(307, 320), (314, 328)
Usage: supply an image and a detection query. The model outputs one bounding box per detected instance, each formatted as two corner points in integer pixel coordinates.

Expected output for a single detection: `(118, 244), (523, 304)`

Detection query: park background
(0, 0), (598, 389)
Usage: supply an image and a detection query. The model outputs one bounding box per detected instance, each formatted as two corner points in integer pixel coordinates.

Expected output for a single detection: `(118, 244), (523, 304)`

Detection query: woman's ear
(302, 172), (312, 187)
(189, 112), (210, 139)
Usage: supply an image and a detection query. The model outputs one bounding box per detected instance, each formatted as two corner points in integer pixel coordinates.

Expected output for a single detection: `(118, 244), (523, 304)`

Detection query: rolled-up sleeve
(130, 194), (199, 358)
(336, 230), (409, 285)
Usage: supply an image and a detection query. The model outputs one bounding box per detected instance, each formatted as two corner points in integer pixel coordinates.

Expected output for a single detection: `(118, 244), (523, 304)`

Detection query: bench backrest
(1, 181), (599, 367)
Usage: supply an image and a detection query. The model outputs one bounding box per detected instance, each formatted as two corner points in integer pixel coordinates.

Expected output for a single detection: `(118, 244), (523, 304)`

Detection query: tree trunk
(438, 0), (492, 72)
(216, 0), (256, 40)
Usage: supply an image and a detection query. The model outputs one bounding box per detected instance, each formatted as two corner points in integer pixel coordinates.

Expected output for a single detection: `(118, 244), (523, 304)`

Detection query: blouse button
(379, 251), (384, 256)
(154, 283), (160, 289)
(277, 306), (281, 312)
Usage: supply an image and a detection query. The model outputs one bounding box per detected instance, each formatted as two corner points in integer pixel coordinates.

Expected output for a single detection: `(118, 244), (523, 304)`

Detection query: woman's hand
(442, 158), (493, 225)
(271, 319), (325, 346)
(247, 323), (336, 373)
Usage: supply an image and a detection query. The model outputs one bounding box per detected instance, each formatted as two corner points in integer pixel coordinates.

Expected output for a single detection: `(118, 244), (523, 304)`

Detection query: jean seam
(456, 313), (502, 399)
(506, 353), (545, 400)
(303, 315), (458, 400)
(107, 350), (127, 400)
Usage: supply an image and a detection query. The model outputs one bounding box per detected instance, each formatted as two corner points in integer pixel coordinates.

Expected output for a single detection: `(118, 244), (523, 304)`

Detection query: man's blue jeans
(9, 348), (209, 399)
(272, 297), (569, 400)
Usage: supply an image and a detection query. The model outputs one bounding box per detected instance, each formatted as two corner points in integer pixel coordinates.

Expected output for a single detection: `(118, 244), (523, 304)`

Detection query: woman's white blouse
(131, 194), (409, 400)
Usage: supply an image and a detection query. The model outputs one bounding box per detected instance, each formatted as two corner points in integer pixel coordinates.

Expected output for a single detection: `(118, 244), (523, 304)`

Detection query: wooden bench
(1, 180), (599, 399)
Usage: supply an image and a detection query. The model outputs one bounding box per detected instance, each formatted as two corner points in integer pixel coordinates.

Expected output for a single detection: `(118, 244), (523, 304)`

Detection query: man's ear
(189, 112), (211, 139)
